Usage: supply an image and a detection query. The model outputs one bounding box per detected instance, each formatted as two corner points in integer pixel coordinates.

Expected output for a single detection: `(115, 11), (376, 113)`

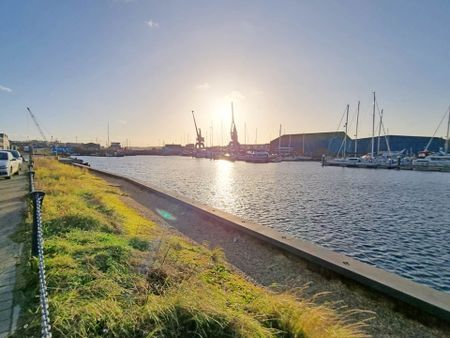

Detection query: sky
(1, 0), (450, 146)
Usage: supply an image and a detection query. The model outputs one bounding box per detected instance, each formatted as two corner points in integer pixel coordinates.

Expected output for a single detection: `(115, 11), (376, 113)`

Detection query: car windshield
(10, 150), (20, 158)
(0, 152), (9, 160)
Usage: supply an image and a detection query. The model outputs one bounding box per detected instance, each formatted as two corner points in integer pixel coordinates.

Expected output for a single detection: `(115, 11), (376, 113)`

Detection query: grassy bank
(17, 158), (368, 337)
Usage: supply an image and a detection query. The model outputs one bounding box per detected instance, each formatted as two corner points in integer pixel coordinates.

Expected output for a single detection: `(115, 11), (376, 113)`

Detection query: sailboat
(356, 92), (398, 168)
(413, 108), (450, 171)
(324, 103), (359, 167)
(325, 92), (391, 168)
(356, 92), (380, 168)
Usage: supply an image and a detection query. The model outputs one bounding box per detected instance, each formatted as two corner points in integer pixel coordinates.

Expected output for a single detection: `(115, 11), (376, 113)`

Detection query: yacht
(413, 152), (450, 171)
(412, 108), (450, 171)
(245, 151), (270, 163)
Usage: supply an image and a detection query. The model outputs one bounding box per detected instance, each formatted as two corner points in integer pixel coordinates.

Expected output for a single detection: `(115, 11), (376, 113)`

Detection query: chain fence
(28, 154), (52, 338)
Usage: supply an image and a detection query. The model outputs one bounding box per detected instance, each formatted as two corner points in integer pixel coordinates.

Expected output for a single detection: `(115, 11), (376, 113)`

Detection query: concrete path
(0, 173), (28, 338)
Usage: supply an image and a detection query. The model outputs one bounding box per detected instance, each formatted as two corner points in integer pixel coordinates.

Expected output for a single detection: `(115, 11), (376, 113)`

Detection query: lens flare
(155, 208), (177, 221)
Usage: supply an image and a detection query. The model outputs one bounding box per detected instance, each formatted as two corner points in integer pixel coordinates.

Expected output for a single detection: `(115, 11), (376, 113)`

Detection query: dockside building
(270, 132), (445, 159)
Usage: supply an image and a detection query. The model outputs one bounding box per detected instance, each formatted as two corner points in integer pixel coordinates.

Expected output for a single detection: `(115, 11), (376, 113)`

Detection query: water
(80, 155), (450, 293)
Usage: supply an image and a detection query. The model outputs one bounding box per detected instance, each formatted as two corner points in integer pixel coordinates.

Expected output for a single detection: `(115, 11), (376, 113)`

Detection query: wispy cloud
(195, 82), (211, 90)
(146, 19), (160, 29)
(117, 119), (127, 125)
(226, 90), (245, 101)
(0, 85), (12, 93)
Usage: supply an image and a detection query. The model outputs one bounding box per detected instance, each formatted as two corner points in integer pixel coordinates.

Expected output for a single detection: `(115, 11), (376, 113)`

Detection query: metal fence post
(31, 191), (45, 257)
(29, 169), (35, 193)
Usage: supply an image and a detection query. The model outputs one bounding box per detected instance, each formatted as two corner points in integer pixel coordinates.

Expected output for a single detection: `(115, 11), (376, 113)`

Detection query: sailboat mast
(343, 104), (349, 158)
(355, 100), (360, 156)
(278, 124), (282, 153)
(302, 134), (305, 154)
(231, 102), (234, 135)
(107, 121), (110, 148)
(445, 108), (450, 154)
(371, 92), (376, 158)
(244, 122), (247, 145)
(211, 121), (213, 147)
(377, 109), (383, 155)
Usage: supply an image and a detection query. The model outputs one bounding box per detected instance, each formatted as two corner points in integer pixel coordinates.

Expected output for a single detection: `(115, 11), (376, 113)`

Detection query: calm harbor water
(80, 155), (450, 293)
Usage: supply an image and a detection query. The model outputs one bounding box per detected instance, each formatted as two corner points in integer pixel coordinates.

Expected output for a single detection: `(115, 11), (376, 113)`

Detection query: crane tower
(228, 102), (240, 152)
(192, 110), (205, 149)
(27, 107), (48, 143)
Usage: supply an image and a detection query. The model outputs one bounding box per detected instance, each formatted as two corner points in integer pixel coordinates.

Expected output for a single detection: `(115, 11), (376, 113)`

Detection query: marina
(321, 94), (450, 172)
(79, 155), (450, 294)
(3, 1), (450, 335)
(186, 95), (450, 171)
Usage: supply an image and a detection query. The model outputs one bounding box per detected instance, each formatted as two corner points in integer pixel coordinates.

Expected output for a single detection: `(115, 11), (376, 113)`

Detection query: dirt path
(0, 174), (27, 338)
(96, 172), (449, 338)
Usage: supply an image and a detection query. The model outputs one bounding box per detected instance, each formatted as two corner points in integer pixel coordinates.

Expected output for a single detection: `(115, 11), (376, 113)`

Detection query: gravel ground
(97, 172), (450, 338)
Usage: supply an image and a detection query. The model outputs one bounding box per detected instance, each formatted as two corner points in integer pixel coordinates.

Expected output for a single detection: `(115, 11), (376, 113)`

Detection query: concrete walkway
(0, 173), (28, 338)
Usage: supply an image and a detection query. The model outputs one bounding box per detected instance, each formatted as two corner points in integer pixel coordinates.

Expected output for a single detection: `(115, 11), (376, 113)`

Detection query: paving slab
(0, 309), (9, 322)
(0, 174), (28, 337)
(0, 285), (14, 295)
(0, 300), (13, 312)
(0, 318), (10, 334)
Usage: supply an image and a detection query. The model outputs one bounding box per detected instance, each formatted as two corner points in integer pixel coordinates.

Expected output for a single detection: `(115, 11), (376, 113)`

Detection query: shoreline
(79, 164), (450, 337)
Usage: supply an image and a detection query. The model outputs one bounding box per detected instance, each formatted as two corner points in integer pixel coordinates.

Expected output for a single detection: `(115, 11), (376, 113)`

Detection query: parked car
(0, 151), (20, 179)
(6, 149), (24, 170)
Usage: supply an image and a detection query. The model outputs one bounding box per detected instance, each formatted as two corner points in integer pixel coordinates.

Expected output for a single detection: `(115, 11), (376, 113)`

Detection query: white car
(0, 151), (20, 179)
(6, 150), (24, 172)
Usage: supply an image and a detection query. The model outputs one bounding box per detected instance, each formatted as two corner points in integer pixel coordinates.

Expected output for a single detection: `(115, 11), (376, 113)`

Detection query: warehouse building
(354, 135), (445, 156)
(270, 132), (445, 159)
(269, 132), (349, 159)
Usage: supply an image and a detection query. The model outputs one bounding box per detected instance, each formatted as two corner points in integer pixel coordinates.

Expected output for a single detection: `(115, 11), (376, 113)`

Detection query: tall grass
(15, 158), (369, 337)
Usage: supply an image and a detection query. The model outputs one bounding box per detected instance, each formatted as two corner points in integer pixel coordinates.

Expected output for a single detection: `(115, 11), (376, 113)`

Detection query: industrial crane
(192, 110), (205, 149)
(26, 107), (48, 143)
(229, 102), (240, 151)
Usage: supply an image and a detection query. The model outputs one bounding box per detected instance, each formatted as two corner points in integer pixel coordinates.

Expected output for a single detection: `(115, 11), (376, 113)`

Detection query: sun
(213, 100), (230, 123)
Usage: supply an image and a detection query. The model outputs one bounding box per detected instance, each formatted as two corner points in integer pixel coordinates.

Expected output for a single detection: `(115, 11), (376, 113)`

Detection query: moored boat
(412, 108), (450, 172)
(412, 153), (450, 171)
(245, 151), (270, 163)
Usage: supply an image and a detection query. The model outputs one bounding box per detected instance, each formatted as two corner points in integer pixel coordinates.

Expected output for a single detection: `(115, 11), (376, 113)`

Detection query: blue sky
(1, 0), (449, 146)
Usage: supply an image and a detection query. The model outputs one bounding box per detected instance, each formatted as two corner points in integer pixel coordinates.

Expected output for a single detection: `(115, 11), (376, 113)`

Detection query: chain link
(29, 158), (52, 338)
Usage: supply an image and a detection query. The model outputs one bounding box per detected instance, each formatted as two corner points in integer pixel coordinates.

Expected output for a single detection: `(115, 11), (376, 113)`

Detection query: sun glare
(214, 100), (230, 123)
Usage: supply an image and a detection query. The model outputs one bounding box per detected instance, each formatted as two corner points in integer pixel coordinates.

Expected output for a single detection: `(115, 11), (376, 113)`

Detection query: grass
(14, 158), (369, 338)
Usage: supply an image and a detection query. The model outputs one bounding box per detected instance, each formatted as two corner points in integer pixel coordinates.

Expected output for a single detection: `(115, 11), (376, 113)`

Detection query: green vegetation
(15, 158), (368, 337)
